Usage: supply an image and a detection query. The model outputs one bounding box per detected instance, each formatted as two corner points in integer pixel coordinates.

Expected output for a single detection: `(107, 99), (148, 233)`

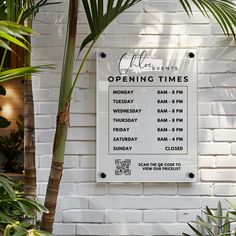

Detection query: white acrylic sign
(96, 49), (197, 182)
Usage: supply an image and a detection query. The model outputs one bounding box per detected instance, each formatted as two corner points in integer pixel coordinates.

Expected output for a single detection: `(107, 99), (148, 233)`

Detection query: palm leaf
(222, 212), (231, 236)
(80, 0), (142, 52)
(16, 198), (49, 214)
(0, 173), (16, 199)
(179, 0), (236, 38)
(22, 0), (62, 20)
(0, 20), (34, 52)
(187, 223), (204, 236)
(0, 65), (55, 83)
(195, 216), (214, 236)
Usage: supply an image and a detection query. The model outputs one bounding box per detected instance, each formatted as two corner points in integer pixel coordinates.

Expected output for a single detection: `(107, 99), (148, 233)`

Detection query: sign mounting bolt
(189, 172), (195, 179)
(100, 52), (106, 58)
(189, 52), (195, 58)
(100, 172), (107, 179)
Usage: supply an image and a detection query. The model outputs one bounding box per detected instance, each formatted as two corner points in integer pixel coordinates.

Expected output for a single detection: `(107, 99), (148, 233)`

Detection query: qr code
(115, 159), (131, 175)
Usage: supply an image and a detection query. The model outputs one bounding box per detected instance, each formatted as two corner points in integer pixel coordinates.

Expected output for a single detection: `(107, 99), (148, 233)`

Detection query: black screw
(100, 52), (106, 58)
(100, 172), (107, 179)
(189, 52), (195, 58)
(189, 172), (195, 179)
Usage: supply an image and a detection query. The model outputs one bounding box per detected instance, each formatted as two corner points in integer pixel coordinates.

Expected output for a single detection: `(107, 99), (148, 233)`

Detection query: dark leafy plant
(183, 201), (236, 236)
(0, 115), (24, 173)
(0, 172), (53, 236)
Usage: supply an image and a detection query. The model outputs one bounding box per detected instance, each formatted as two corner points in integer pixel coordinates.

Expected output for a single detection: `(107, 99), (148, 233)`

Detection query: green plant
(0, 115), (24, 173)
(0, 172), (53, 236)
(180, 0), (236, 38)
(0, 0), (60, 197)
(183, 201), (236, 236)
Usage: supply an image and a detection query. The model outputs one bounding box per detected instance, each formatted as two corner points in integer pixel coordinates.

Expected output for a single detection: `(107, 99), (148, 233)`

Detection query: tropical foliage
(183, 201), (236, 236)
(0, 173), (52, 236)
(0, 0), (60, 21)
(0, 20), (52, 82)
(179, 0), (236, 38)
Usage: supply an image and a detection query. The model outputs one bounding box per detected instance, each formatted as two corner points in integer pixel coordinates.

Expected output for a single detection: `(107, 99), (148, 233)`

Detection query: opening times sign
(96, 49), (197, 182)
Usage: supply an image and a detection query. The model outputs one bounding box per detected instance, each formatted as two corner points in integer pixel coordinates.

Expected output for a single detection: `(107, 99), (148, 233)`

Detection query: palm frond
(22, 0), (62, 20)
(80, 0), (142, 52)
(0, 65), (55, 83)
(179, 0), (236, 38)
(0, 20), (33, 51)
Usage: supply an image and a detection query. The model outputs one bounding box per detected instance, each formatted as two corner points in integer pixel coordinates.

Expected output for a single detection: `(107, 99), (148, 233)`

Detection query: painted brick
(177, 183), (213, 196)
(105, 210), (142, 223)
(67, 127), (95, 141)
(198, 74), (212, 88)
(198, 142), (230, 155)
(198, 156), (215, 168)
(64, 156), (80, 168)
(214, 184), (236, 196)
(201, 36), (233, 47)
(213, 102), (236, 115)
(53, 223), (76, 236)
(108, 183), (143, 195)
(198, 47), (236, 60)
(65, 141), (96, 155)
(61, 169), (96, 183)
(228, 62), (236, 72)
(201, 169), (236, 181)
(39, 183), (76, 196)
(215, 156), (236, 167)
(39, 155), (52, 168)
(198, 129), (212, 142)
(39, 155), (79, 168)
(198, 88), (236, 102)
(144, 1), (180, 13)
(76, 223), (191, 236)
(36, 169), (50, 182)
(201, 197), (236, 208)
(60, 197), (89, 210)
(76, 183), (107, 195)
(214, 129), (236, 141)
(89, 196), (201, 209)
(143, 210), (177, 223)
(219, 116), (236, 128)
(118, 12), (209, 24)
(198, 103), (212, 115)
(63, 210), (104, 223)
(36, 130), (55, 142)
(38, 102), (58, 115)
(80, 155), (96, 169)
(35, 143), (52, 156)
(144, 183), (177, 195)
(232, 143), (236, 155)
(70, 114), (96, 127)
(211, 73), (236, 87)
(198, 61), (228, 73)
(177, 210), (202, 222)
(35, 116), (53, 129)
(198, 116), (219, 129)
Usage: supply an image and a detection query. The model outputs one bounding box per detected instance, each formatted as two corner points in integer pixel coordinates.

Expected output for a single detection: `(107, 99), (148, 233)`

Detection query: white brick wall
(32, 0), (236, 235)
